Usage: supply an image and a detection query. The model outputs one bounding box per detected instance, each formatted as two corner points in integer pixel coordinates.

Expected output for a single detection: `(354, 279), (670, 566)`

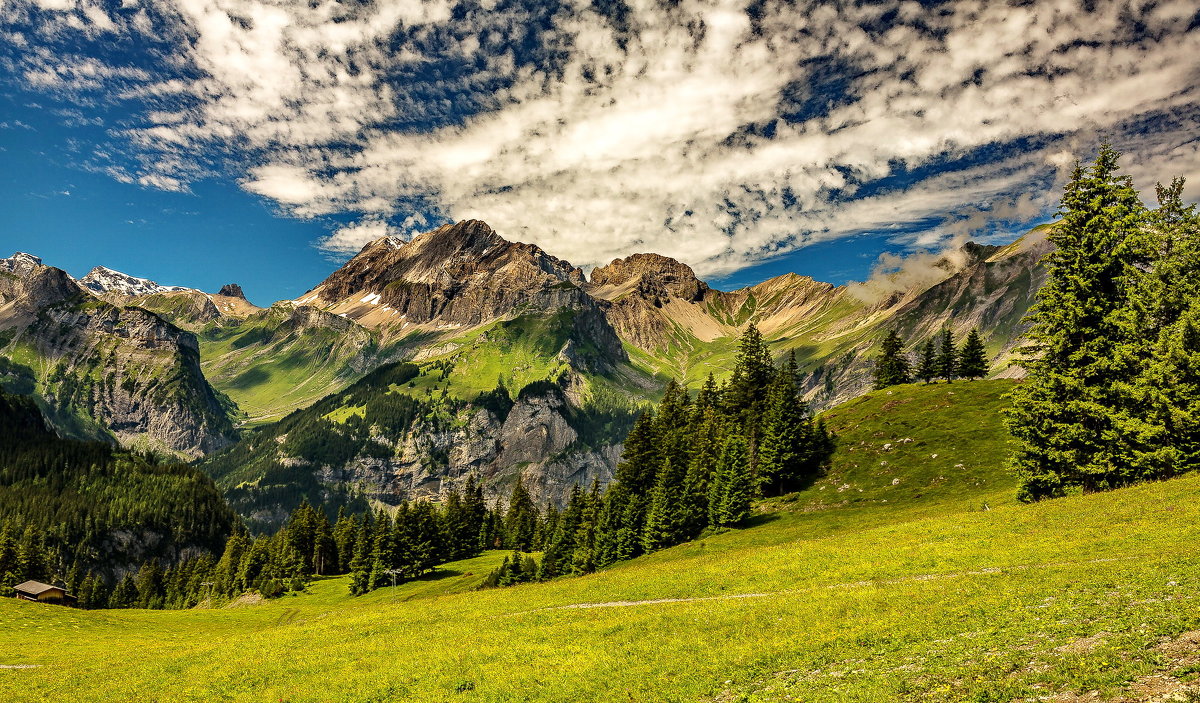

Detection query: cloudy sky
(1, 0), (1198, 304)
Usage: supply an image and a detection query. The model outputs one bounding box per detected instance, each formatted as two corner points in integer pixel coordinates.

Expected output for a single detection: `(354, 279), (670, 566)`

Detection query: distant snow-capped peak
(79, 266), (193, 296)
(0, 252), (44, 278)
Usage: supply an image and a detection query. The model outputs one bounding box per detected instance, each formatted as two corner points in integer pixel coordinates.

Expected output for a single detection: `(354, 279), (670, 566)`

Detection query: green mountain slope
(0, 391), (236, 578)
(196, 304), (406, 426)
(198, 308), (643, 529)
(5, 381), (1200, 702)
(808, 379), (1019, 511)
(0, 259), (235, 458)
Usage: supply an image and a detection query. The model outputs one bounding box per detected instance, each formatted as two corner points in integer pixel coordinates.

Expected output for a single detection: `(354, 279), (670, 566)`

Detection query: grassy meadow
(3, 380), (1199, 702)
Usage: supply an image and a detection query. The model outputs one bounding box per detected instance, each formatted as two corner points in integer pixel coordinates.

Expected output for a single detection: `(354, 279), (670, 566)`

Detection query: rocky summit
(1, 219), (1050, 520)
(0, 257), (235, 458)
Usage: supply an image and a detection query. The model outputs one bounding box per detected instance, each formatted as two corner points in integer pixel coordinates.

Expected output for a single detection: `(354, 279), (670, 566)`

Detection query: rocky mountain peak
(217, 283), (246, 299)
(0, 252), (45, 279)
(6, 266), (84, 313)
(412, 219), (506, 255)
(590, 252), (708, 302)
(308, 219), (591, 330)
(80, 266), (190, 297)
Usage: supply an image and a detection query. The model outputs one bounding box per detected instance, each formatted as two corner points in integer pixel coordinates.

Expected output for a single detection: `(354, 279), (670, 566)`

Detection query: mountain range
(0, 220), (1051, 525)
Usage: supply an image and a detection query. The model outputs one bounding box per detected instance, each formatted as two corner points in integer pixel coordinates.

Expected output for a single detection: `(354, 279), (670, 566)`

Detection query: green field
(3, 381), (1199, 702)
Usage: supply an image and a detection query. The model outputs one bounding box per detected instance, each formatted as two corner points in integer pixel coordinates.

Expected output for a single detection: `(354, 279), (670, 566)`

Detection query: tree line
(481, 325), (836, 585)
(1008, 144), (1200, 500)
(873, 327), (989, 389)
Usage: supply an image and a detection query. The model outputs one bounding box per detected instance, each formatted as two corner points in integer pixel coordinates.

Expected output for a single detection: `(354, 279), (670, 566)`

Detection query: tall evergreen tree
(570, 481), (601, 575)
(1116, 176), (1200, 478)
(503, 478), (539, 551)
(873, 330), (912, 388)
(957, 329), (989, 380)
(916, 338), (938, 384)
(935, 328), (958, 382)
(724, 323), (775, 419)
(1006, 144), (1151, 500)
(708, 434), (753, 528)
(681, 407), (722, 537)
(758, 353), (820, 496)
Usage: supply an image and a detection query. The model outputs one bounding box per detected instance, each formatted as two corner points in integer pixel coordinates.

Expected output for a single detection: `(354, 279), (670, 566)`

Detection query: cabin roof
(13, 580), (63, 595)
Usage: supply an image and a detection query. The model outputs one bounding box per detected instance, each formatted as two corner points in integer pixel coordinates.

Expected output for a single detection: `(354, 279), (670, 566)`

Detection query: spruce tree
(1006, 144), (1150, 500)
(348, 516), (374, 595)
(758, 354), (817, 496)
(1118, 177), (1200, 478)
(640, 456), (687, 551)
(503, 478), (538, 551)
(957, 329), (988, 380)
(935, 328), (957, 382)
(916, 338), (938, 383)
(463, 474), (488, 554)
(724, 323), (775, 419)
(708, 434), (752, 528)
(873, 330), (911, 389)
(570, 481), (601, 574)
(681, 407), (722, 538)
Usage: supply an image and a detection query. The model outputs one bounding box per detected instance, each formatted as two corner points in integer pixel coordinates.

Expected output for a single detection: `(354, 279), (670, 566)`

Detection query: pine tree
(134, 559), (164, 609)
(708, 434), (752, 527)
(503, 478), (538, 551)
(873, 331), (911, 389)
(640, 456), (687, 551)
(1006, 143), (1151, 500)
(681, 407), (722, 538)
(724, 323), (775, 419)
(935, 328), (957, 382)
(332, 509), (357, 574)
(758, 353), (819, 496)
(612, 411), (662, 495)
(957, 329), (988, 380)
(570, 481), (601, 575)
(348, 515), (374, 595)
(463, 475), (488, 555)
(541, 485), (584, 579)
(15, 524), (45, 583)
(1118, 176), (1200, 478)
(0, 522), (18, 587)
(916, 338), (938, 384)
(109, 574), (136, 608)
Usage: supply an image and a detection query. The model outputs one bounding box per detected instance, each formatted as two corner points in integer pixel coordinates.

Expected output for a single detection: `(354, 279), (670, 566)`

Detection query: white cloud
(5, 0), (1200, 276)
(317, 217), (401, 256)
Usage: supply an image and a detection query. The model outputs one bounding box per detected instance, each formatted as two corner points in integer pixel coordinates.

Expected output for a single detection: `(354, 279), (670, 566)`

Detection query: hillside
(0, 219), (1049, 511)
(809, 379), (1019, 511)
(198, 355), (639, 529)
(3, 380), (1199, 701)
(0, 256), (235, 458)
(0, 391), (236, 578)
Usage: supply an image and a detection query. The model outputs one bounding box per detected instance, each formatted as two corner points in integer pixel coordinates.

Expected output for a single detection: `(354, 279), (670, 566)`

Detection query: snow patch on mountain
(79, 266), (194, 297)
(0, 252), (44, 278)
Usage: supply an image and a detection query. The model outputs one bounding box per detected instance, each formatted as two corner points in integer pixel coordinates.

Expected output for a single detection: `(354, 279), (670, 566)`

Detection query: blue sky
(1, 0), (1198, 306)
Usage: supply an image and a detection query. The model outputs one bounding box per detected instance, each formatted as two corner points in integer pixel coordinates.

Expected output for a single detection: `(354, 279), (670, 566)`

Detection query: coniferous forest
(483, 326), (836, 586)
(4, 144), (1196, 614)
(1007, 145), (1200, 500)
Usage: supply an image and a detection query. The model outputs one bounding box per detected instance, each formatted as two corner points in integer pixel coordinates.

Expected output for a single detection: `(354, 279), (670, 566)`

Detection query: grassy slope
(4, 381), (1200, 702)
(198, 316), (391, 427)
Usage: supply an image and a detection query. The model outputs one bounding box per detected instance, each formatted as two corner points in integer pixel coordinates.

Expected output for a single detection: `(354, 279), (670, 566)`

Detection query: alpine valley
(0, 219), (1050, 528)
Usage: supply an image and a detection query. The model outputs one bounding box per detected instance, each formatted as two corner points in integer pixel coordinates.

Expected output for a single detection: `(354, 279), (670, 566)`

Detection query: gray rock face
(317, 220), (597, 328)
(302, 391), (616, 510)
(217, 283), (246, 299)
(590, 252), (709, 302)
(0, 260), (235, 458)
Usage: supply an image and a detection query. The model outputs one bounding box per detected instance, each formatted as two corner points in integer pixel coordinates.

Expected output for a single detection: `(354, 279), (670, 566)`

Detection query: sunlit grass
(2, 381), (1197, 701)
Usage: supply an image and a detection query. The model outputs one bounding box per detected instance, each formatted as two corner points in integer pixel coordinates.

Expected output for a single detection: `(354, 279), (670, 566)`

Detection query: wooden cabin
(12, 580), (75, 605)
